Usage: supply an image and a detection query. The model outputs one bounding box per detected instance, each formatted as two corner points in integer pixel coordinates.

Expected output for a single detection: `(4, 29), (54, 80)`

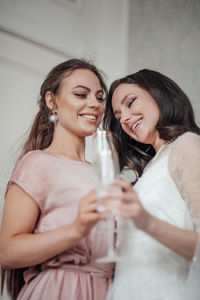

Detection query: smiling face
(112, 83), (162, 149)
(51, 68), (105, 138)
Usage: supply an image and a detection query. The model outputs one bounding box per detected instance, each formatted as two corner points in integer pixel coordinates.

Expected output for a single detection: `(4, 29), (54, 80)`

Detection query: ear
(45, 91), (56, 111)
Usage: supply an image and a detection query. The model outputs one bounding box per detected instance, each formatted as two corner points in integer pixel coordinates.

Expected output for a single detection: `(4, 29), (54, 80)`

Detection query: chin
(80, 127), (97, 137)
(126, 130), (146, 144)
(125, 130), (137, 141)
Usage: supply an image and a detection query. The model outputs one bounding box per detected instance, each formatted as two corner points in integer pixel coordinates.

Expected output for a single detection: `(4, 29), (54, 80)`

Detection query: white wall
(128, 0), (200, 123)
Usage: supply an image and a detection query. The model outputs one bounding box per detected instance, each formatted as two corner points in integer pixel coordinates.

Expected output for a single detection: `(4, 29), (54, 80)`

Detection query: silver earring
(49, 113), (58, 123)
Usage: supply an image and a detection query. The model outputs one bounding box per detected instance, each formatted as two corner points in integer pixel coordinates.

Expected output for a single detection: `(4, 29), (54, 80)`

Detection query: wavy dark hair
(1, 58), (107, 300)
(103, 69), (200, 178)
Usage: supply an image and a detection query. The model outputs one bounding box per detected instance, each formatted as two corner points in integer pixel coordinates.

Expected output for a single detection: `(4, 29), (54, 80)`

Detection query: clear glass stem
(95, 212), (120, 263)
(107, 214), (116, 256)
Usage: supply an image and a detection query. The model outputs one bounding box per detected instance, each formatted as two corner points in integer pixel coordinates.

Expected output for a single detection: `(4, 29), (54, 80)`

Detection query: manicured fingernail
(97, 190), (107, 198)
(97, 206), (105, 213)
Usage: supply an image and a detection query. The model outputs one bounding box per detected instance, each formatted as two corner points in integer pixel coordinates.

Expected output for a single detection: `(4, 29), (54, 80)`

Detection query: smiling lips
(79, 113), (98, 121)
(131, 118), (143, 132)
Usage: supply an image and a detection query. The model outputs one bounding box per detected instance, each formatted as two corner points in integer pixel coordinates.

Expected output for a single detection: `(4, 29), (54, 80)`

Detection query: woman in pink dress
(0, 59), (114, 300)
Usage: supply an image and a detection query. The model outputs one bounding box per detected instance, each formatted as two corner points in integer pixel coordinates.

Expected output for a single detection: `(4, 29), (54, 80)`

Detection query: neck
(152, 139), (166, 153)
(46, 127), (86, 161)
(153, 140), (174, 161)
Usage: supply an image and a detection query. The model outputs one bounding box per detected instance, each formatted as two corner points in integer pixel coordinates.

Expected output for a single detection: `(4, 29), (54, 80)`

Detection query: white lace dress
(106, 132), (200, 300)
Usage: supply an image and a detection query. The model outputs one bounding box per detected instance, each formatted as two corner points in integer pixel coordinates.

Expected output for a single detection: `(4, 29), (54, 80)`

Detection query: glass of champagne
(92, 129), (121, 262)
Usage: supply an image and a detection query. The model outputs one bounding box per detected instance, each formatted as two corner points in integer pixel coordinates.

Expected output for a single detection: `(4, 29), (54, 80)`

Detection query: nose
(120, 113), (131, 124)
(88, 95), (101, 109)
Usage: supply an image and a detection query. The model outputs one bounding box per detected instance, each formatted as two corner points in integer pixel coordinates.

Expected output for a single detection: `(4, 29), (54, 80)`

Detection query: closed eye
(128, 97), (137, 108)
(75, 93), (86, 98)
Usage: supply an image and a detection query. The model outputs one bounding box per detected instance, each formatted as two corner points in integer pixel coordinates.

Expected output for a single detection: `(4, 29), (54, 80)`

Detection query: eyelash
(128, 97), (137, 108)
(75, 93), (86, 98)
(97, 96), (104, 102)
(75, 93), (104, 102)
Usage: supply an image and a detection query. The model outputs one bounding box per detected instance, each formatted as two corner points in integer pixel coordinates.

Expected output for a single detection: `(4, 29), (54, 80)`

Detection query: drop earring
(49, 111), (58, 123)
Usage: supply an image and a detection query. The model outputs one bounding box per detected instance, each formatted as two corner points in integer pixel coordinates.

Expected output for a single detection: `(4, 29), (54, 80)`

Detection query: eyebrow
(73, 85), (103, 94)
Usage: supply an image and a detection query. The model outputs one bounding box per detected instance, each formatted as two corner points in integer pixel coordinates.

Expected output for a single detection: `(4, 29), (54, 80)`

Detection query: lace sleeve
(170, 132), (200, 229)
(169, 132), (200, 300)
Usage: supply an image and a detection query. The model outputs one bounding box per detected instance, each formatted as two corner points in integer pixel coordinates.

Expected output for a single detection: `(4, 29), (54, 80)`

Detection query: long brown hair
(1, 58), (107, 300)
(103, 69), (200, 178)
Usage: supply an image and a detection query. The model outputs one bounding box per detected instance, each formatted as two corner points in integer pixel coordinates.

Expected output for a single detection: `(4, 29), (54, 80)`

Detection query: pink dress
(8, 150), (114, 300)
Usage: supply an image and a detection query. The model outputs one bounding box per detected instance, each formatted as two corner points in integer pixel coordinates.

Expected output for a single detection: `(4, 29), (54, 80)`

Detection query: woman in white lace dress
(103, 69), (200, 300)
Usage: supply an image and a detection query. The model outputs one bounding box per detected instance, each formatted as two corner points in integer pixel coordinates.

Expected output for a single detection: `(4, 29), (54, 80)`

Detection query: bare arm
(0, 183), (102, 268)
(144, 213), (197, 260)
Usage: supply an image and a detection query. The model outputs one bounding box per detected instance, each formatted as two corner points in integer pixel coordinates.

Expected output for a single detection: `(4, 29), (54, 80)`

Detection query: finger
(79, 202), (99, 215)
(80, 189), (97, 206)
(85, 203), (99, 212)
(118, 203), (141, 218)
(80, 200), (110, 217)
(112, 178), (133, 192)
(84, 190), (96, 201)
(82, 212), (106, 223)
(121, 192), (138, 203)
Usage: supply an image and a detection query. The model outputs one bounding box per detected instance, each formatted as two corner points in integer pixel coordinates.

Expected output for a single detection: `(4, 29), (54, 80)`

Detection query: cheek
(121, 124), (130, 134)
(150, 107), (160, 124)
(98, 104), (104, 117)
(130, 103), (139, 114)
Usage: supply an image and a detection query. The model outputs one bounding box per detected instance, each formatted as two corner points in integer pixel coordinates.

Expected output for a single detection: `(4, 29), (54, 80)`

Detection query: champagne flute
(92, 129), (121, 262)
